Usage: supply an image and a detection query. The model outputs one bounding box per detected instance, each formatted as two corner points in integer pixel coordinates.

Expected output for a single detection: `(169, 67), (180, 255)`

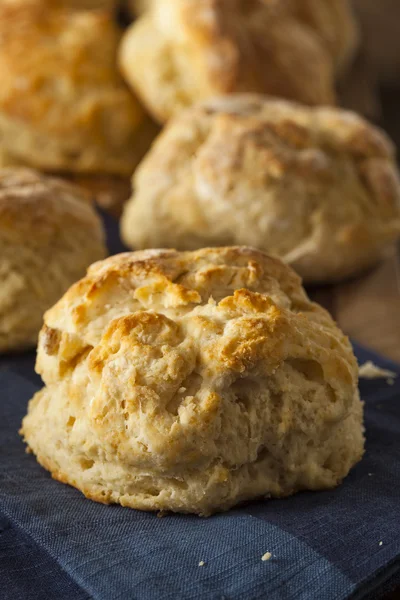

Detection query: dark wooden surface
(311, 248), (400, 363)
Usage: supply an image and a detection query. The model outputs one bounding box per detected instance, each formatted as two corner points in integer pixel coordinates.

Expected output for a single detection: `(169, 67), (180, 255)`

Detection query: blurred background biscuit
(119, 0), (355, 123)
(0, 168), (106, 352)
(0, 0), (157, 196)
(121, 94), (400, 283)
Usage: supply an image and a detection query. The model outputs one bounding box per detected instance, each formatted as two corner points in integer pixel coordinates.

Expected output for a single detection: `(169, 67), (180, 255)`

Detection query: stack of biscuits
(0, 0), (396, 515)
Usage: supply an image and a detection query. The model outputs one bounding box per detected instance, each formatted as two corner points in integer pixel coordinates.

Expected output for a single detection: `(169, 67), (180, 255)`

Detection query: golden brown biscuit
(0, 0), (152, 175)
(127, 0), (359, 64)
(119, 0), (337, 123)
(0, 168), (106, 352)
(121, 95), (400, 283)
(21, 247), (364, 515)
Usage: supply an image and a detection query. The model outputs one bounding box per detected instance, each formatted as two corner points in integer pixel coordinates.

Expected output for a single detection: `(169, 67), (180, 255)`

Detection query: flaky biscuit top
(36, 248), (357, 467)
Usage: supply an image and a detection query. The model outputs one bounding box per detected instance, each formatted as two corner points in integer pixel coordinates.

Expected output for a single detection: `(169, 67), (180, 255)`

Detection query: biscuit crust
(22, 247), (364, 515)
(119, 0), (340, 122)
(121, 95), (400, 283)
(0, 0), (148, 175)
(0, 168), (106, 351)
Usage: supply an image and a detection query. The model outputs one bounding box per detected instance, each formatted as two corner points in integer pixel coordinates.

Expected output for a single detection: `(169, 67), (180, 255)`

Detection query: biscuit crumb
(379, 541), (383, 546)
(359, 361), (396, 380)
(261, 552), (272, 561)
(179, 387), (187, 393)
(156, 511), (168, 518)
(198, 560), (205, 567)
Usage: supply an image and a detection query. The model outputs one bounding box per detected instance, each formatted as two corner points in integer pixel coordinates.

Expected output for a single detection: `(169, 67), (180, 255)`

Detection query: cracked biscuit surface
(119, 0), (357, 123)
(0, 0), (149, 175)
(22, 247), (364, 515)
(0, 168), (106, 352)
(121, 95), (400, 283)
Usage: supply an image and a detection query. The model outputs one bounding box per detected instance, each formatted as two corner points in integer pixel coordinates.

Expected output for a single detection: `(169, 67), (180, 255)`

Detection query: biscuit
(0, 168), (106, 352)
(0, 0), (152, 175)
(121, 95), (400, 283)
(119, 0), (337, 122)
(21, 247), (364, 515)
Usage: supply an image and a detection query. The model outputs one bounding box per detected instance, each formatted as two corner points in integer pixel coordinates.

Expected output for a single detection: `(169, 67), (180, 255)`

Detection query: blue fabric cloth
(1, 215), (399, 599)
(1, 345), (399, 600)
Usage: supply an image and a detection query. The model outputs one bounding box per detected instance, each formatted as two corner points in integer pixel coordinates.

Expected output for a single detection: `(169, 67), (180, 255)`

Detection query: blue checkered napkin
(0, 343), (399, 600)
